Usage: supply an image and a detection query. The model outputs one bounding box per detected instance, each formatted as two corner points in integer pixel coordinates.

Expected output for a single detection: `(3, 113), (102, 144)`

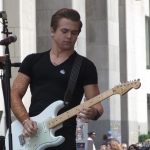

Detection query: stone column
(119, 0), (128, 144)
(86, 0), (120, 149)
(120, 0), (148, 145)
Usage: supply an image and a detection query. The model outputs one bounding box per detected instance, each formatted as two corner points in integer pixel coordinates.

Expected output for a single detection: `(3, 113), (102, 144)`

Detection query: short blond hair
(108, 140), (122, 150)
(145, 139), (150, 142)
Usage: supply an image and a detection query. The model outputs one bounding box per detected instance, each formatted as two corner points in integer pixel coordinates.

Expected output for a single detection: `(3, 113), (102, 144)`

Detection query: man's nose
(67, 32), (72, 38)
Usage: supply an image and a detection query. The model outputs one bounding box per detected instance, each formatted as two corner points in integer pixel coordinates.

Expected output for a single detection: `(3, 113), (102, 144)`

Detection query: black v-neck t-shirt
(19, 50), (98, 129)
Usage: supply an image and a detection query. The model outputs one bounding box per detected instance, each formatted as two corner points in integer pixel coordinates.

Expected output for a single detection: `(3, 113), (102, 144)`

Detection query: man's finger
(79, 112), (86, 118)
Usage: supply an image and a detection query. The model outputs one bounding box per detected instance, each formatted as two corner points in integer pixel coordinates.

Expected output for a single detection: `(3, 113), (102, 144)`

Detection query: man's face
(91, 134), (96, 139)
(129, 146), (135, 150)
(51, 18), (80, 51)
(122, 144), (127, 150)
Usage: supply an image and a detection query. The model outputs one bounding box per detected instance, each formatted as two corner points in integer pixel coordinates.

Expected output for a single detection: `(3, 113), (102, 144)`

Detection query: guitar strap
(64, 54), (84, 106)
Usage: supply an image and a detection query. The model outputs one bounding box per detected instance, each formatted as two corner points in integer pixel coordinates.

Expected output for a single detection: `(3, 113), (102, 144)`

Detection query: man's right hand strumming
(22, 119), (38, 137)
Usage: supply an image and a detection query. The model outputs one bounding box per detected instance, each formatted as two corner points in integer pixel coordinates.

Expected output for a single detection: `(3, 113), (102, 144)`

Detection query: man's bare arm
(11, 72), (31, 124)
(77, 84), (103, 122)
(84, 84), (103, 119)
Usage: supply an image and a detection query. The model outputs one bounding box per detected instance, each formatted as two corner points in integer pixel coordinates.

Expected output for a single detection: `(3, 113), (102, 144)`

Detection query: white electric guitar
(5, 79), (141, 150)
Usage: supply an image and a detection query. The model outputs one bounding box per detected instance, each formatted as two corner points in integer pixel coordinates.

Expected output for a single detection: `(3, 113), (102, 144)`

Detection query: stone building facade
(0, 0), (149, 149)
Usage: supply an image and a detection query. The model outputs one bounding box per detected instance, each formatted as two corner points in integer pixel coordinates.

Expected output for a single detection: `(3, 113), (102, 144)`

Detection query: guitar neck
(47, 88), (114, 129)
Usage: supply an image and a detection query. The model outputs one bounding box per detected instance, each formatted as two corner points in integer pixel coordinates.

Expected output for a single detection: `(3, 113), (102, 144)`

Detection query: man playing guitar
(10, 8), (103, 150)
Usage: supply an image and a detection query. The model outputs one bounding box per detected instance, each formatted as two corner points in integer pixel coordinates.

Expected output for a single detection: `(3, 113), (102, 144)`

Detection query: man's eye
(62, 30), (68, 33)
(72, 31), (78, 35)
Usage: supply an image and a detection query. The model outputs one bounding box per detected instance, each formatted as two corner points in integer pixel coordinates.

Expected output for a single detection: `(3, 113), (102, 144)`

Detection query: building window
(148, 94), (150, 109)
(146, 16), (150, 69)
(147, 94), (150, 131)
(0, 110), (3, 122)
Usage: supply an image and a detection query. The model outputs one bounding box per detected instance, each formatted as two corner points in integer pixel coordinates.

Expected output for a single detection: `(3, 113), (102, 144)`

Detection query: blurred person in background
(103, 131), (120, 146)
(128, 144), (139, 150)
(87, 131), (97, 150)
(101, 134), (108, 144)
(121, 143), (128, 150)
(100, 145), (107, 150)
(107, 140), (122, 150)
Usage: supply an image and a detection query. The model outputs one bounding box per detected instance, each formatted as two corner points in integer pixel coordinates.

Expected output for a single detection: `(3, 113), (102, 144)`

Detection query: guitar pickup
(19, 134), (25, 146)
(42, 122), (47, 133)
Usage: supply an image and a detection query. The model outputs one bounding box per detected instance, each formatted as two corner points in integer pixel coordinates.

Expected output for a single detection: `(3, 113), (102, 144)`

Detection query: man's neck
(50, 48), (75, 58)
(50, 48), (75, 66)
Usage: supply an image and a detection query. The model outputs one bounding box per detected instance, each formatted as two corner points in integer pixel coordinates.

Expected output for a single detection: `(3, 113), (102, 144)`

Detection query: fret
(80, 103), (86, 109)
(47, 118), (55, 128)
(54, 116), (61, 125)
(77, 105), (83, 110)
(61, 113), (67, 120)
(82, 103), (86, 109)
(66, 110), (73, 118)
(47, 120), (51, 128)
(101, 92), (105, 99)
(100, 95), (102, 101)
(72, 108), (77, 116)
(73, 106), (79, 113)
(89, 99), (94, 107)
(97, 96), (101, 101)
(65, 111), (70, 118)
(101, 93), (106, 99)
(104, 92), (108, 98)
(94, 97), (99, 104)
(52, 119), (57, 126)
(82, 102), (88, 108)
(85, 100), (90, 107)
(51, 118), (55, 126)
(58, 115), (63, 121)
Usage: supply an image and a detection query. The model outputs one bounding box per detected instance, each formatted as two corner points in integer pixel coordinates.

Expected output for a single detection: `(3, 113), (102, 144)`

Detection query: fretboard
(47, 89), (114, 129)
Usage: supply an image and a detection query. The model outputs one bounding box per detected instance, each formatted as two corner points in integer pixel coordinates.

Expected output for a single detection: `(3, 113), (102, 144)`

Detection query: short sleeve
(18, 54), (34, 78)
(81, 59), (98, 86)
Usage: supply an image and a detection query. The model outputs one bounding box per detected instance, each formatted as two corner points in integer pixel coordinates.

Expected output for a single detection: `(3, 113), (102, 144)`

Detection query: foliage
(139, 131), (150, 142)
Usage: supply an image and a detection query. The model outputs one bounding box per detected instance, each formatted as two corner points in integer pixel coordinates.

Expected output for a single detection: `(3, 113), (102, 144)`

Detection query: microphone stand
(0, 56), (21, 150)
(4, 45), (13, 150)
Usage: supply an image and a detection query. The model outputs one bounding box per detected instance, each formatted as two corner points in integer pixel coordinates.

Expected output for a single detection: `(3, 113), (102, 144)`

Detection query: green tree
(139, 131), (150, 142)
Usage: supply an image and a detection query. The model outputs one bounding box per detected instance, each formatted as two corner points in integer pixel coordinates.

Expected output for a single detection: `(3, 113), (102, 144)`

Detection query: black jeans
(45, 128), (76, 150)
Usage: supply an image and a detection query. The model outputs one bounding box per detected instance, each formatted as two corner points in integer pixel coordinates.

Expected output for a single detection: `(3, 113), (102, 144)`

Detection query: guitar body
(5, 100), (65, 150)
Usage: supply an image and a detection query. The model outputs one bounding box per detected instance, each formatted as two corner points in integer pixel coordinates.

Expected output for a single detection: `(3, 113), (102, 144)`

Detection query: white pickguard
(5, 100), (65, 150)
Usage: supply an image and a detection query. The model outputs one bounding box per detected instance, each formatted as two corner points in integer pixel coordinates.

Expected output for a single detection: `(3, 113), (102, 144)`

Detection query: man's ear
(50, 27), (54, 36)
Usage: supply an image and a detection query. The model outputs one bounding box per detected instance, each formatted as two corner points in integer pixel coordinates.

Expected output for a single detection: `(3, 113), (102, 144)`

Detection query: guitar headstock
(113, 79), (141, 95)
